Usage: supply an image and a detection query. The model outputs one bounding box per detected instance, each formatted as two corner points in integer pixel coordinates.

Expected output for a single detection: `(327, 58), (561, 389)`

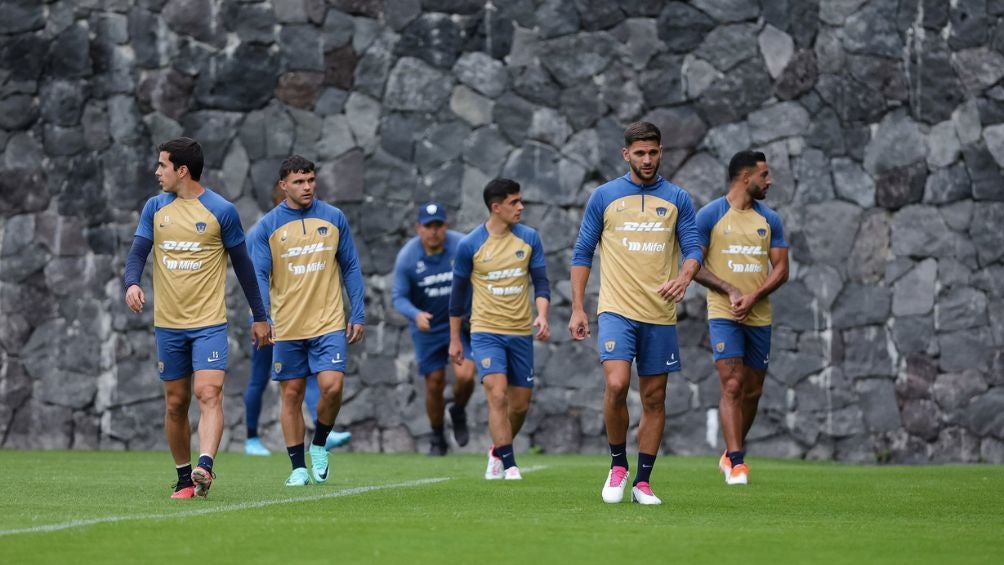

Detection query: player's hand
(251, 320), (271, 349)
(728, 288), (743, 308)
(125, 284), (145, 313)
(657, 276), (690, 303)
(449, 338), (464, 365)
(731, 294), (756, 322)
(347, 323), (365, 344)
(534, 315), (551, 341)
(568, 309), (590, 340)
(415, 311), (433, 332)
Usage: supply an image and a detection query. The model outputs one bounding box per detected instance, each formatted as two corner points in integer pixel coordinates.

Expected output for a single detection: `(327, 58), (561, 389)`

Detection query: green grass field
(1, 450), (1001, 564)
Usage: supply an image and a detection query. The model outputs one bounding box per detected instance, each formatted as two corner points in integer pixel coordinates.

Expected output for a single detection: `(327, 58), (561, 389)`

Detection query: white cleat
(601, 466), (629, 503)
(726, 464), (749, 485)
(504, 466), (522, 480)
(631, 482), (663, 505)
(484, 445), (504, 480)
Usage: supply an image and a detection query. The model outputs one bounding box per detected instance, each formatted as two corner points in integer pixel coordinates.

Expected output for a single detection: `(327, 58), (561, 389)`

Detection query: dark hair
(728, 150), (767, 181)
(483, 178), (521, 210)
(623, 121), (661, 147)
(279, 154), (315, 180)
(158, 137), (203, 181)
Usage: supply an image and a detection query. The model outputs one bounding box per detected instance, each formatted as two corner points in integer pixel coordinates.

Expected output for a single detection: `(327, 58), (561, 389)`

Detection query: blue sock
(634, 452), (656, 485)
(496, 443), (517, 470)
(312, 421), (333, 447)
(609, 442), (628, 469)
(247, 429), (259, 439)
(728, 450), (745, 467)
(197, 454), (213, 472)
(287, 443), (306, 470)
(175, 463), (192, 488)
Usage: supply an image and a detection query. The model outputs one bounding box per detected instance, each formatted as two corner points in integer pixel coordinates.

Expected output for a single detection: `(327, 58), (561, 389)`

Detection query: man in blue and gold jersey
(694, 150), (789, 486)
(123, 137), (270, 499)
(449, 178), (551, 481)
(250, 155), (365, 487)
(393, 202), (476, 456)
(569, 121), (703, 506)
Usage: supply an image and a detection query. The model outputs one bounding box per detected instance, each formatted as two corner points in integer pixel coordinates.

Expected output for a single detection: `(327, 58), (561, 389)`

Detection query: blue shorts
(470, 332), (534, 388)
(413, 328), (473, 376)
(597, 312), (681, 375)
(155, 323), (229, 381)
(272, 330), (347, 381)
(708, 319), (772, 370)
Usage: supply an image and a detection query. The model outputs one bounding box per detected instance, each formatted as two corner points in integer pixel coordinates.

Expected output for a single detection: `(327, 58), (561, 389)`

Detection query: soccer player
(393, 202), (476, 456)
(449, 179), (550, 481)
(243, 182), (351, 456)
(694, 150), (789, 486)
(250, 155), (365, 486)
(123, 137), (270, 499)
(568, 121), (703, 505)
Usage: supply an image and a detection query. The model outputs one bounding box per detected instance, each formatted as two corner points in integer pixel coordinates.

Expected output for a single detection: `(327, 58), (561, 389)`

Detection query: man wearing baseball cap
(392, 202), (476, 455)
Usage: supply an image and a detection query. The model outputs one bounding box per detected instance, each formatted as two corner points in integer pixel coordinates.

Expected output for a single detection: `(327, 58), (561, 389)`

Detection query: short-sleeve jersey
(393, 230), (465, 332)
(695, 197), (788, 326)
(453, 224), (546, 336)
(250, 200), (365, 341)
(135, 188), (244, 329)
(571, 173), (703, 325)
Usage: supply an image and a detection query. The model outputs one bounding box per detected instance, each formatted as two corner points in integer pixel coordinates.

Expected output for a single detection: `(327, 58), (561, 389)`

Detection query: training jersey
(135, 188), (245, 329)
(393, 230), (466, 332)
(696, 197), (787, 326)
(250, 200), (365, 341)
(571, 173), (703, 325)
(453, 224), (546, 335)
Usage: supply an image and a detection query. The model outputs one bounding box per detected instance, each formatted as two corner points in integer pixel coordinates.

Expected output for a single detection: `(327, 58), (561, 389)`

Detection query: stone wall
(1, 0), (1002, 462)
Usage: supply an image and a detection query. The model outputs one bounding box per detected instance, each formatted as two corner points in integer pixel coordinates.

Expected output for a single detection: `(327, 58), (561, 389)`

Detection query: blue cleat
(324, 429), (352, 451)
(309, 444), (329, 484)
(244, 437), (271, 456)
(285, 467), (310, 487)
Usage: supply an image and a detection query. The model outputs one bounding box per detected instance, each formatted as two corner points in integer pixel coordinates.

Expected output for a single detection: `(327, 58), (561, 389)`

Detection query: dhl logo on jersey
(159, 240), (205, 251)
(280, 242), (332, 258)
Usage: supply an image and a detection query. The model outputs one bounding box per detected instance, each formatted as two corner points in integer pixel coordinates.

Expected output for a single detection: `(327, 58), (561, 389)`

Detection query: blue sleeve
(123, 235), (153, 289)
(528, 230), (550, 300)
(675, 190), (704, 265)
(452, 238), (474, 278)
(767, 211), (788, 248)
(135, 198), (156, 240)
(218, 203), (246, 249)
(336, 212), (366, 325)
(392, 245), (421, 322)
(449, 274), (471, 317)
(227, 242), (268, 321)
(571, 190), (604, 267)
(251, 219), (273, 318)
(694, 202), (717, 248)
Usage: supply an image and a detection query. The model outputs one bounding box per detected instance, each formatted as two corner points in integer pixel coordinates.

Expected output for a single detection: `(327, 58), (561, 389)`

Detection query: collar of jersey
(620, 172), (665, 191)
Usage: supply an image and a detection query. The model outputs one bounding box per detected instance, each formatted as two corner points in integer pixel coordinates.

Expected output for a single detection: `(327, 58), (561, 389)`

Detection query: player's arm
(391, 248), (429, 331)
(123, 235), (153, 313)
(448, 239), (474, 363)
(228, 242), (271, 347)
(733, 247), (789, 322)
(659, 192), (704, 303)
(529, 234), (551, 341)
(693, 244), (742, 302)
(336, 214), (366, 344)
(568, 191), (603, 340)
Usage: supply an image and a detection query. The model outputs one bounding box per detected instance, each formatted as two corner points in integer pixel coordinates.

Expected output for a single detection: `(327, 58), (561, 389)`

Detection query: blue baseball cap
(417, 202), (447, 225)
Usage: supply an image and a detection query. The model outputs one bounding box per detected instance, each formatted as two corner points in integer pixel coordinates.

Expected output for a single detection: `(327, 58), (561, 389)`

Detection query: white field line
(0, 477), (448, 538)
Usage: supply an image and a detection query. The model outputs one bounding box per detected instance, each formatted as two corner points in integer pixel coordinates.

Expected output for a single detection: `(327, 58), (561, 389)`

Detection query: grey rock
(962, 141), (1004, 201)
(279, 24), (324, 72)
(793, 149), (835, 205)
(142, 113), (182, 151)
(3, 132), (43, 171)
(801, 200), (862, 267)
(931, 427), (982, 463)
(893, 315), (936, 356)
(971, 203), (1004, 265)
(385, 0), (421, 31)
(397, 13), (462, 69)
(539, 32), (616, 87)
(106, 95), (145, 146)
(964, 388), (1004, 438)
(983, 123), (1004, 167)
(939, 327), (994, 372)
(990, 300), (1004, 346)
(936, 287), (989, 331)
(275, 71), (325, 109)
(344, 92), (381, 153)
(818, 74), (887, 124)
(0, 30), (47, 82)
(0, 94), (39, 130)
(954, 99), (983, 145)
(846, 210), (889, 284)
(419, 161), (464, 209)
(226, 1), (276, 44)
(162, 0), (223, 47)
(924, 162), (972, 204)
(771, 350), (827, 386)
(847, 55), (909, 102)
(315, 88), (349, 116)
(493, 92), (536, 146)
(842, 325), (894, 377)
(319, 148), (364, 203)
(696, 23), (760, 72)
(657, 2), (715, 53)
(843, 1), (901, 58)
(450, 85), (493, 127)
(527, 107), (572, 148)
(463, 126), (513, 176)
(642, 106), (707, 150)
(875, 162), (927, 210)
(695, 61), (773, 126)
(863, 111), (927, 175)
(560, 82), (608, 130)
(613, 17), (663, 71)
(855, 378), (901, 432)
(49, 23), (92, 78)
(40, 80), (87, 127)
(316, 115), (356, 160)
(759, 25), (794, 79)
(983, 437), (1004, 463)
(772, 280), (823, 331)
(775, 48), (818, 100)
(933, 370), (989, 417)
(180, 111), (242, 168)
(749, 102), (811, 145)
(136, 68), (194, 121)
(949, 0), (990, 50)
(890, 205), (955, 258)
(893, 259), (937, 317)
(502, 142), (582, 206)
(272, 0), (310, 23)
(683, 55), (723, 99)
(535, 0), (579, 39)
(832, 284), (891, 329)
(814, 26), (845, 75)
(802, 264), (843, 310)
(690, 0), (760, 23)
(672, 152), (725, 208)
(953, 47), (1004, 93)
(831, 157), (875, 207)
(901, 398), (942, 441)
(194, 43), (279, 111)
(597, 66), (645, 122)
(510, 63), (561, 107)
(908, 37), (966, 124)
(378, 112), (427, 161)
(24, 319), (100, 408)
(0, 0), (44, 34)
(384, 57), (452, 111)
(414, 120), (470, 172)
(572, 0), (625, 30)
(42, 125), (84, 156)
(703, 122), (751, 164)
(818, 0), (868, 25)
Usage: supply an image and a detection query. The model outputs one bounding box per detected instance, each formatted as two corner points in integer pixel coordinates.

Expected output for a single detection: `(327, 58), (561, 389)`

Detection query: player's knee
(641, 390), (666, 413)
(604, 379), (629, 402)
(280, 386), (304, 405)
(721, 378), (742, 399)
(165, 397), (189, 419)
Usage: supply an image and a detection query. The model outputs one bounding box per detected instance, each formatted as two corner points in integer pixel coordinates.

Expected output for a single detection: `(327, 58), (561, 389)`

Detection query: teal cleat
(244, 438), (271, 456)
(324, 430), (352, 451)
(309, 444), (329, 484)
(285, 467), (310, 487)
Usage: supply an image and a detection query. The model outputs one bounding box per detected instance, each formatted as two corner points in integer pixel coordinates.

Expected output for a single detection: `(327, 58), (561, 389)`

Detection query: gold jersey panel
(470, 233), (534, 335)
(705, 207), (773, 326)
